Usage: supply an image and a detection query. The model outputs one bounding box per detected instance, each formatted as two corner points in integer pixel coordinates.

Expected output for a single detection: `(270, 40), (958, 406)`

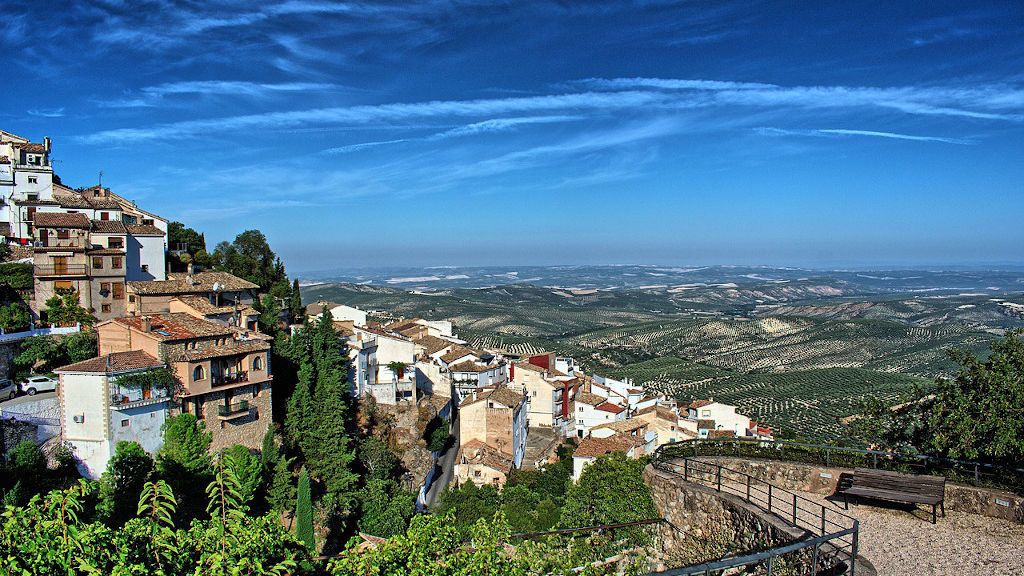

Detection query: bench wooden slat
(843, 487), (942, 505)
(839, 467), (947, 523)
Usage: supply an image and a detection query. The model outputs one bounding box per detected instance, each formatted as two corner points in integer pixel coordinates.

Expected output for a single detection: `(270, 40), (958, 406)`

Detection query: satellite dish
(213, 282), (222, 292)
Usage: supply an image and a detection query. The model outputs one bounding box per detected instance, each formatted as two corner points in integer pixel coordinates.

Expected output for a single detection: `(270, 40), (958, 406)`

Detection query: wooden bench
(838, 467), (946, 523)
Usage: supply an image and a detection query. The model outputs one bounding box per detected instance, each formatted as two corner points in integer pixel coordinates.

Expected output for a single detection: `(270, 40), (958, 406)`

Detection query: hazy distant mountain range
(301, 264), (1024, 295)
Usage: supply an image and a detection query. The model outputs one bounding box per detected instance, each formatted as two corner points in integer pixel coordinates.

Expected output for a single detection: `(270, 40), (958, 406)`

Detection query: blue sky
(2, 1), (1022, 273)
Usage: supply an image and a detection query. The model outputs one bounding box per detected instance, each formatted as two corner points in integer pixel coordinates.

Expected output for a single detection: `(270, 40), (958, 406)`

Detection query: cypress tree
(296, 467), (314, 550)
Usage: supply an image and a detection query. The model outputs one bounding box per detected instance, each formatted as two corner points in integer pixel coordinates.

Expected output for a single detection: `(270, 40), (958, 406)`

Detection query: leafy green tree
(0, 302), (30, 332)
(437, 481), (500, 537)
(358, 437), (399, 481)
(357, 479), (416, 538)
(329, 512), (538, 576)
(296, 467), (314, 550)
(426, 417), (451, 453)
(14, 331), (97, 377)
(223, 445), (262, 509)
(560, 453), (658, 551)
(860, 331), (1024, 466)
(168, 221), (207, 254)
(42, 289), (95, 326)
(97, 441), (154, 527)
(157, 414), (213, 523)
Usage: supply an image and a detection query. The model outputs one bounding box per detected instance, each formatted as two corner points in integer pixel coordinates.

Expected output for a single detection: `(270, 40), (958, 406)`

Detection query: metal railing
(213, 371), (249, 386)
(35, 264), (87, 276)
(658, 437), (1024, 493)
(217, 399), (249, 417)
(651, 454), (860, 576)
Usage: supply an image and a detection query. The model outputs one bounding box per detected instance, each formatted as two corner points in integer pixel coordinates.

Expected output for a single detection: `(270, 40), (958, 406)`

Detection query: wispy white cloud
(576, 77), (777, 91)
(320, 115), (581, 154)
(81, 77), (1024, 144)
(428, 115), (582, 139)
(96, 81), (343, 108)
(27, 107), (66, 118)
(756, 127), (971, 144)
(321, 139), (410, 154)
(80, 91), (664, 144)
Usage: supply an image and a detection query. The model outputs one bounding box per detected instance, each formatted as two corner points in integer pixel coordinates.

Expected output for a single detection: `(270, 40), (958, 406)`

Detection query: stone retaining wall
(703, 457), (1024, 524)
(644, 464), (809, 571)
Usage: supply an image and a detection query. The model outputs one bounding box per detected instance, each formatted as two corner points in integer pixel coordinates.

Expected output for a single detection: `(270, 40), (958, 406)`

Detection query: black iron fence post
(792, 493), (797, 524)
(716, 465), (722, 492)
(746, 475), (751, 501)
(768, 484), (773, 512)
(851, 520), (860, 576)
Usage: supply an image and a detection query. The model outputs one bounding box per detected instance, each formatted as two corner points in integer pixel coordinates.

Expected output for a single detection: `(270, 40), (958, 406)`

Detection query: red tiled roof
(57, 350), (163, 374)
(689, 399), (714, 409)
(113, 313), (234, 340)
(33, 212), (90, 228)
(573, 434), (633, 458)
(91, 220), (127, 234)
(708, 430), (736, 439)
(697, 419), (716, 430)
(19, 142), (45, 153)
(125, 223), (164, 236)
(596, 402), (626, 414)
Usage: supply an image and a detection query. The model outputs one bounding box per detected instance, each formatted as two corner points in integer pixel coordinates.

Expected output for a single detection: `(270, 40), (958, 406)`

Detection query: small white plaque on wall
(819, 472), (833, 479)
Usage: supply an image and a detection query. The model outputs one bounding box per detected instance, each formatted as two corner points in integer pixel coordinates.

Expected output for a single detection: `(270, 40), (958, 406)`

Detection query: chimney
(43, 137), (51, 153)
(141, 316), (152, 333)
(187, 262), (195, 275)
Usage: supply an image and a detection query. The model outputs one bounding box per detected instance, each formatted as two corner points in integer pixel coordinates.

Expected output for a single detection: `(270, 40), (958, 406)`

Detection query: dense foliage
(856, 331), (1024, 468)
(437, 446), (655, 552)
(43, 289), (96, 326)
(14, 331), (97, 379)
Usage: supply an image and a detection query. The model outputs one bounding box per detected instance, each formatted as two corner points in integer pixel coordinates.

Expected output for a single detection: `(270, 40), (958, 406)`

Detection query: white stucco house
(55, 350), (170, 479)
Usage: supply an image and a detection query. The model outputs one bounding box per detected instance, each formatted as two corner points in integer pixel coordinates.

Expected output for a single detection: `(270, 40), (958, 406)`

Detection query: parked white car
(0, 379), (16, 400)
(20, 375), (58, 396)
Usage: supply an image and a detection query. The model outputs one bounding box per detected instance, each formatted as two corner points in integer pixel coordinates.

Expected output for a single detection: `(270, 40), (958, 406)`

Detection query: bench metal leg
(844, 494), (849, 510)
(932, 504), (937, 524)
(940, 501), (945, 518)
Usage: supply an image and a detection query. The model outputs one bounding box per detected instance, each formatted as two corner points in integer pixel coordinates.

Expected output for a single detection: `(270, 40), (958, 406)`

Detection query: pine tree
(295, 467), (314, 550)
(268, 454), (296, 516)
(289, 279), (303, 322)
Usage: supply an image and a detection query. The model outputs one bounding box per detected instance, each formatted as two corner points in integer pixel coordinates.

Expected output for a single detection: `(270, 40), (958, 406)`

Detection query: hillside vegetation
(303, 279), (1020, 441)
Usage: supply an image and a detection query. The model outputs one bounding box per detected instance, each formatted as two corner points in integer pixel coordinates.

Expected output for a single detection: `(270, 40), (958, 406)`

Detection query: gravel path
(800, 491), (1024, 576)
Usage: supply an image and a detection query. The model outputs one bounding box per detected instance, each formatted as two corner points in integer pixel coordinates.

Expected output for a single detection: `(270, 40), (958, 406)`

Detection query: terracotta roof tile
(708, 430), (736, 439)
(462, 385), (523, 409)
(697, 419), (716, 430)
(596, 402), (626, 414)
(689, 399), (714, 409)
(113, 313), (234, 340)
(127, 271), (258, 295)
(441, 346), (478, 364)
(575, 391), (605, 406)
(573, 435), (633, 458)
(57, 350), (163, 374)
(457, 439), (514, 471)
(19, 142), (45, 153)
(125, 223), (164, 236)
(33, 212), (90, 228)
(413, 335), (451, 356)
(91, 220), (127, 234)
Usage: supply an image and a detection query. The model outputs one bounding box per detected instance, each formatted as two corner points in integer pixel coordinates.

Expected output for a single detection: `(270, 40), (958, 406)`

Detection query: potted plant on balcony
(387, 361), (408, 381)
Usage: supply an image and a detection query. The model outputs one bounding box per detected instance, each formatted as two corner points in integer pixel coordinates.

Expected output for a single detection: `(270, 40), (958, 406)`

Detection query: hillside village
(3, 127), (1023, 576)
(0, 127), (770, 498)
(306, 297), (772, 496)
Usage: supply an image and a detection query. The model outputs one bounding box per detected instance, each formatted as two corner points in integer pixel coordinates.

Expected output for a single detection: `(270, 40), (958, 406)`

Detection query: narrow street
(423, 404), (460, 509)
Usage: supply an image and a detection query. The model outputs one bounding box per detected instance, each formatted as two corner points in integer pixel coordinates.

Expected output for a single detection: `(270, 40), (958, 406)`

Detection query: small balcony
(35, 239), (86, 251)
(36, 264), (88, 277)
(217, 399), (250, 420)
(212, 371), (249, 386)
